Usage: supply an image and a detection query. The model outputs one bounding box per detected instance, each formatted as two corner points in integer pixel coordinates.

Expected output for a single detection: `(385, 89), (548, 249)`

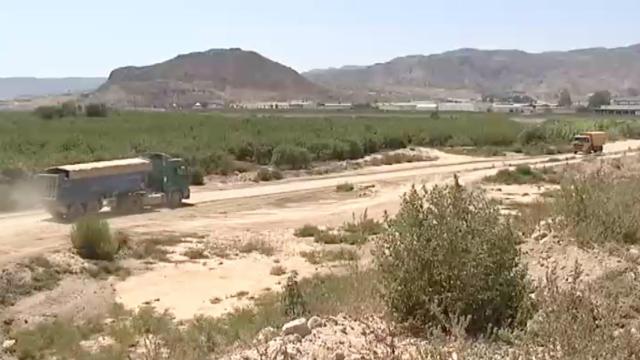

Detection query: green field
(1, 111), (640, 175)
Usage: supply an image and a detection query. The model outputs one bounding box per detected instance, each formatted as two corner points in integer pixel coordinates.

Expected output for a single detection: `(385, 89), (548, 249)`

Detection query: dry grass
(300, 248), (360, 265)
(182, 247), (209, 260)
(238, 239), (275, 256)
(129, 235), (183, 262)
(0, 256), (64, 307)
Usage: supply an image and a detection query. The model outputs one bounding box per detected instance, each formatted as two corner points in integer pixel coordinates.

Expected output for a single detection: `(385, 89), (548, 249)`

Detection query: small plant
(313, 231), (342, 245)
(342, 210), (384, 237)
(294, 224), (321, 238)
(270, 265), (287, 276)
(70, 217), (119, 261)
(336, 182), (355, 192)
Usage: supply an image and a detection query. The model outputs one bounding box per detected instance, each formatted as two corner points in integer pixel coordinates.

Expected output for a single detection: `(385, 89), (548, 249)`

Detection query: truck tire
(167, 191), (182, 209)
(67, 202), (85, 222)
(114, 194), (143, 214)
(85, 200), (102, 216)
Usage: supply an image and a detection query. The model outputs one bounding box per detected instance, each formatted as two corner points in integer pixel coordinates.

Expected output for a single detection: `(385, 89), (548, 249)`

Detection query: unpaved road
(1, 140), (638, 267)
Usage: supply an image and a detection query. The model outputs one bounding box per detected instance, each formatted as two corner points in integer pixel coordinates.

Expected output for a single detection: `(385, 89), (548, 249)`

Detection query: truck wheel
(167, 191), (182, 209)
(85, 200), (102, 216)
(67, 203), (85, 221)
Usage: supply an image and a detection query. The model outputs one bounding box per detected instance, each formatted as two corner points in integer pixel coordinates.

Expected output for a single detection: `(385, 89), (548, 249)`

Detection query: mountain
(0, 77), (105, 100)
(93, 48), (330, 107)
(304, 44), (640, 101)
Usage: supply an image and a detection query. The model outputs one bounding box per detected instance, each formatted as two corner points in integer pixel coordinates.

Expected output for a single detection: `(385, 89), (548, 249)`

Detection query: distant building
(320, 103), (352, 110)
(596, 97), (640, 115)
(438, 102), (476, 112)
(491, 103), (534, 114)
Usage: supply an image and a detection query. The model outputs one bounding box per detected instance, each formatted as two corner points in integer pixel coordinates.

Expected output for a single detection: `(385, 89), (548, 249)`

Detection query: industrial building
(596, 97), (640, 115)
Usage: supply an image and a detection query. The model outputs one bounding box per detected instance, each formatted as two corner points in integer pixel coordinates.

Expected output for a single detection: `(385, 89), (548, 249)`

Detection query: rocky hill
(304, 44), (640, 101)
(0, 77), (105, 100)
(93, 48), (329, 108)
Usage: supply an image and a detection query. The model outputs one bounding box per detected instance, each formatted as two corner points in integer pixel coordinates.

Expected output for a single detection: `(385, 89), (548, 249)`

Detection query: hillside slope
(304, 44), (640, 101)
(93, 48), (329, 107)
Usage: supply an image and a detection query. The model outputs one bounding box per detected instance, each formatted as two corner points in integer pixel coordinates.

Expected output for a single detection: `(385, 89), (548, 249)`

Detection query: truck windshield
(573, 136), (589, 143)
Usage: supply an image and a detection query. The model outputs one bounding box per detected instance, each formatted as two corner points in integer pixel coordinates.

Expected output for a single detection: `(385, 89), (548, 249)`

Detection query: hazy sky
(2, 0), (639, 77)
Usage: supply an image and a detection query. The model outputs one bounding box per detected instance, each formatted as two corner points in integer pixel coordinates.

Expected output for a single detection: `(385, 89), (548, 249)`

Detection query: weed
(71, 217), (119, 261)
(342, 210), (384, 237)
(281, 272), (307, 319)
(510, 201), (553, 238)
(294, 224), (321, 238)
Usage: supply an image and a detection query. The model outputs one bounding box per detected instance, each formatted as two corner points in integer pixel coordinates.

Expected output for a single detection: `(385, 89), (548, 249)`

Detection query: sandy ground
(2, 140), (640, 324)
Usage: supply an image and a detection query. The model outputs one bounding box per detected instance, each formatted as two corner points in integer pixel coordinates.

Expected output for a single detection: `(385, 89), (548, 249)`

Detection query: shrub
(190, 167), (205, 185)
(61, 101), (79, 117)
(270, 265), (287, 276)
(300, 248), (359, 265)
(199, 151), (235, 175)
(238, 239), (275, 256)
(555, 172), (640, 246)
(70, 217), (119, 260)
(294, 224), (321, 238)
(484, 164), (545, 185)
(336, 182), (355, 192)
(34, 105), (64, 120)
(254, 167), (283, 182)
(271, 144), (312, 170)
(376, 181), (532, 335)
(85, 103), (108, 117)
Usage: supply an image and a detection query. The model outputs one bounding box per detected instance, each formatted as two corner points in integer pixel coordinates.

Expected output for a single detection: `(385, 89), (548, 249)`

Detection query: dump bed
(583, 131), (608, 147)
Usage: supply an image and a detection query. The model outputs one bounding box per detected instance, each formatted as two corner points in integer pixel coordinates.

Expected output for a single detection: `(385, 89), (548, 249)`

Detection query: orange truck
(572, 131), (607, 154)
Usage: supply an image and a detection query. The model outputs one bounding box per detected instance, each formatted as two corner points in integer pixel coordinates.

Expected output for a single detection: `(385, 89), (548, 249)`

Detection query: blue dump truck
(36, 152), (190, 221)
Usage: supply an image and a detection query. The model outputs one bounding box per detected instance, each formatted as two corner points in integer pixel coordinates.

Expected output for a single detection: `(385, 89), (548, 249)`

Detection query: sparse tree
(588, 90), (611, 109)
(558, 89), (573, 107)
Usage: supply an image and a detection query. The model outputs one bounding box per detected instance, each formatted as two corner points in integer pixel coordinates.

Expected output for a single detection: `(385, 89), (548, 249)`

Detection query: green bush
(271, 144), (311, 170)
(555, 172), (640, 246)
(85, 103), (108, 117)
(70, 217), (119, 260)
(190, 167), (205, 185)
(34, 106), (64, 120)
(198, 151), (235, 175)
(376, 181), (532, 335)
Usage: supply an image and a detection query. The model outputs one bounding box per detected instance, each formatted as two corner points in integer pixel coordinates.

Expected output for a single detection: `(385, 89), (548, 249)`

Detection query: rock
(256, 326), (278, 344)
(627, 248), (640, 263)
(2, 339), (15, 350)
(334, 351), (346, 360)
(282, 318), (311, 338)
(308, 316), (323, 329)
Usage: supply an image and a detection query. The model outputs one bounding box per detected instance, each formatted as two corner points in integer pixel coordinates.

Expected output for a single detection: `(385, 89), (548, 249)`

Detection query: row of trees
(35, 102), (108, 120)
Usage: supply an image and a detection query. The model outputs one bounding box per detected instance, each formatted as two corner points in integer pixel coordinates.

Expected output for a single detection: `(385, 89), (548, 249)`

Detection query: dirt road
(1, 140), (638, 266)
